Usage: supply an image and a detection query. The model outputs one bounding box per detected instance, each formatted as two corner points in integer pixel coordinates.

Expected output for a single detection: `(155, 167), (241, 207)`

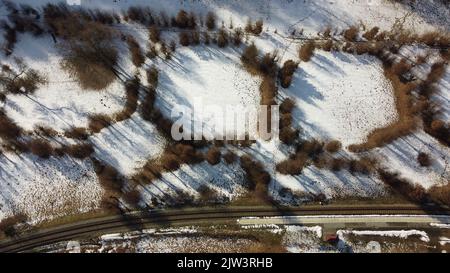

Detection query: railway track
(1, 205), (449, 253)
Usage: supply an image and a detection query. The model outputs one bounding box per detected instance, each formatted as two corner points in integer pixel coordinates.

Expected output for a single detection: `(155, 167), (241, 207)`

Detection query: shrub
(172, 143), (204, 164)
(60, 21), (118, 90)
(217, 28), (229, 48)
(149, 25), (160, 43)
(329, 157), (346, 171)
(96, 163), (123, 194)
(297, 139), (324, 158)
(325, 140), (341, 153)
(245, 19), (263, 35)
(205, 12), (216, 30)
(321, 40), (333, 52)
(122, 188), (141, 207)
(127, 36), (145, 67)
(0, 110), (23, 140)
(322, 27), (332, 38)
(198, 185), (219, 204)
(203, 32), (211, 44)
(0, 60), (47, 94)
(88, 114), (112, 133)
(29, 139), (53, 158)
(35, 126), (58, 138)
(363, 27), (379, 40)
(179, 31), (190, 46)
(344, 26), (359, 41)
(232, 27), (243, 46)
(174, 10), (194, 29)
(241, 43), (259, 73)
(417, 152), (431, 167)
(259, 76), (277, 106)
(240, 155), (271, 191)
(279, 127), (299, 145)
(146, 44), (158, 59)
(279, 60), (298, 88)
(378, 169), (427, 203)
(146, 66), (159, 87)
(64, 127), (89, 140)
(192, 30), (200, 45)
(3, 24), (17, 55)
(160, 152), (181, 171)
(66, 143), (94, 159)
(299, 41), (315, 62)
(348, 157), (377, 175)
(126, 6), (154, 25)
(259, 52), (278, 77)
(280, 98), (296, 114)
(428, 183), (450, 206)
(276, 153), (308, 175)
(206, 147), (221, 165)
(391, 59), (412, 76)
(0, 213), (28, 237)
(223, 151), (237, 164)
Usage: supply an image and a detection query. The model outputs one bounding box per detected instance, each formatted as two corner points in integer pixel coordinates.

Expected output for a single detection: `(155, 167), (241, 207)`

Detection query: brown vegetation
(29, 139), (54, 158)
(206, 12), (216, 30)
(278, 60), (298, 88)
(88, 114), (113, 133)
(149, 25), (160, 43)
(325, 140), (342, 153)
(417, 152), (431, 167)
(298, 41), (315, 62)
(127, 35), (145, 67)
(245, 19), (263, 35)
(206, 147), (221, 165)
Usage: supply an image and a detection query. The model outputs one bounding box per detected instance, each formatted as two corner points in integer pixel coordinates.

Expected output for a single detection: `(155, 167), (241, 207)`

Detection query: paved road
(1, 205), (449, 253)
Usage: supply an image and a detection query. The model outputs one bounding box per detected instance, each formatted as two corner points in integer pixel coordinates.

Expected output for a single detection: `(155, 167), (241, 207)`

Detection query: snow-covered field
(2, 34), (127, 132)
(0, 0), (449, 225)
(285, 51), (398, 146)
(154, 46), (261, 138)
(0, 154), (102, 223)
